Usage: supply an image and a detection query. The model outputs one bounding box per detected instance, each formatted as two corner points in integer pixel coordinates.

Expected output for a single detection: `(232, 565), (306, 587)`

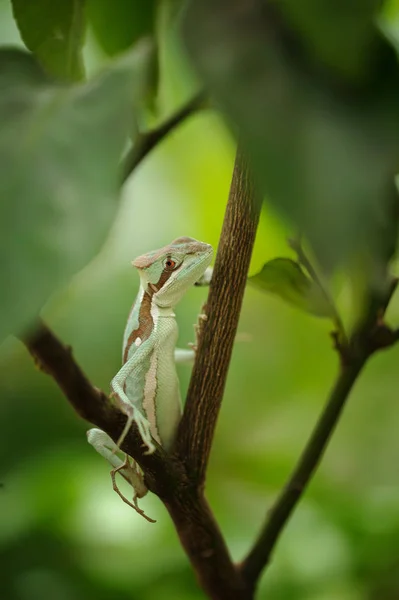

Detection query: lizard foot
(190, 309), (208, 352)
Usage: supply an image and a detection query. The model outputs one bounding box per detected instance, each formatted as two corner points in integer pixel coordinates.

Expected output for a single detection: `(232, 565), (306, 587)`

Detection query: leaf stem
(289, 238), (347, 347)
(122, 90), (207, 182)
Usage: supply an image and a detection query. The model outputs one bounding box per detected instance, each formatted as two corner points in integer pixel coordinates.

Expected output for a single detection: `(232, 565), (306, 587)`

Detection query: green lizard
(87, 237), (213, 522)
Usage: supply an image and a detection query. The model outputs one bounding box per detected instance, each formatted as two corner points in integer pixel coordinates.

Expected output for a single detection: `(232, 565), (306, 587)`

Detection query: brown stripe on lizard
(123, 262), (176, 364)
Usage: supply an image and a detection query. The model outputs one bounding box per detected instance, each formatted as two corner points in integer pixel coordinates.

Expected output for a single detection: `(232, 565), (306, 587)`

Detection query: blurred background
(2, 1), (399, 599)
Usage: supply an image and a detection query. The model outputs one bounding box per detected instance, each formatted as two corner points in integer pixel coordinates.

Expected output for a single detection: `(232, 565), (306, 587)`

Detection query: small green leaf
(0, 44), (151, 340)
(11, 0), (85, 81)
(249, 258), (333, 318)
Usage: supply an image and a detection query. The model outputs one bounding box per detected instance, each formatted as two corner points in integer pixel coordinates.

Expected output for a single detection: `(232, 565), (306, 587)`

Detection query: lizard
(87, 237), (213, 522)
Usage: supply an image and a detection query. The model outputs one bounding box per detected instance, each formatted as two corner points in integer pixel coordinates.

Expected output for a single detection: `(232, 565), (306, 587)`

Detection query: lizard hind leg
(110, 458), (156, 524)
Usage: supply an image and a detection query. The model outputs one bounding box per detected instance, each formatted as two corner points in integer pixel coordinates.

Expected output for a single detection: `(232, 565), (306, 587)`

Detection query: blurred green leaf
(384, 0), (399, 20)
(11, 0), (85, 81)
(87, 0), (156, 56)
(86, 0), (159, 110)
(0, 44), (151, 340)
(182, 1), (399, 271)
(249, 258), (333, 318)
(277, 0), (382, 82)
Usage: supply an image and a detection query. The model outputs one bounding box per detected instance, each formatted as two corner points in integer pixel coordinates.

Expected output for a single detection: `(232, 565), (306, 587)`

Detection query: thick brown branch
(22, 321), (252, 598)
(176, 147), (262, 482)
(122, 90), (207, 182)
(165, 493), (251, 600)
(240, 355), (368, 584)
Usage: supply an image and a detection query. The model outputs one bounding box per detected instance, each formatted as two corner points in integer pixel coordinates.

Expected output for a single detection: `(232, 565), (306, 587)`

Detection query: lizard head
(132, 237), (213, 307)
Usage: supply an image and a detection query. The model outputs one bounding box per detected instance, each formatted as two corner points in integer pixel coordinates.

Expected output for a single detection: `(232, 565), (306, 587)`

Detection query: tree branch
(240, 354), (368, 584)
(122, 90), (207, 182)
(176, 147), (262, 482)
(22, 314), (252, 599)
(20, 99), (262, 600)
(164, 493), (251, 600)
(23, 320), (169, 485)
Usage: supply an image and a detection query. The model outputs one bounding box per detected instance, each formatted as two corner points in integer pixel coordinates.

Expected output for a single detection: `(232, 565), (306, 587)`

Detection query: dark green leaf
(182, 1), (399, 271)
(86, 0), (159, 109)
(11, 0), (85, 81)
(249, 258), (333, 318)
(87, 0), (156, 56)
(0, 44), (151, 340)
(277, 0), (382, 82)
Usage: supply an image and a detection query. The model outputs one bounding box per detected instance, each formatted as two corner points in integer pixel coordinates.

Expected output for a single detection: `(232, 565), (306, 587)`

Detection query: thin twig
(176, 147), (262, 482)
(380, 276), (398, 316)
(240, 355), (367, 584)
(122, 90), (207, 182)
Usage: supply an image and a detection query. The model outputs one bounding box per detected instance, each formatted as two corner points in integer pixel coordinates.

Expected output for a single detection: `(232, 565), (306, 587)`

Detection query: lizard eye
(164, 258), (177, 270)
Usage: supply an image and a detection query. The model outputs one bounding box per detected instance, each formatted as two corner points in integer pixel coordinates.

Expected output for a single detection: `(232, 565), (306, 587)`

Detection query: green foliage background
(1, 1), (399, 599)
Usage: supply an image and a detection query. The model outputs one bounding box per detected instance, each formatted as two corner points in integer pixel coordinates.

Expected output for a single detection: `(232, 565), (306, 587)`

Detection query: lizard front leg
(111, 341), (156, 453)
(174, 348), (195, 363)
(194, 265), (213, 287)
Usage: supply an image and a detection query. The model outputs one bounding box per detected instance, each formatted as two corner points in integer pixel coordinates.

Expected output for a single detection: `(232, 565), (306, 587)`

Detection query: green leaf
(182, 1), (399, 271)
(277, 0), (382, 82)
(249, 258), (333, 318)
(0, 44), (151, 340)
(11, 0), (85, 81)
(87, 0), (157, 56)
(86, 0), (159, 110)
